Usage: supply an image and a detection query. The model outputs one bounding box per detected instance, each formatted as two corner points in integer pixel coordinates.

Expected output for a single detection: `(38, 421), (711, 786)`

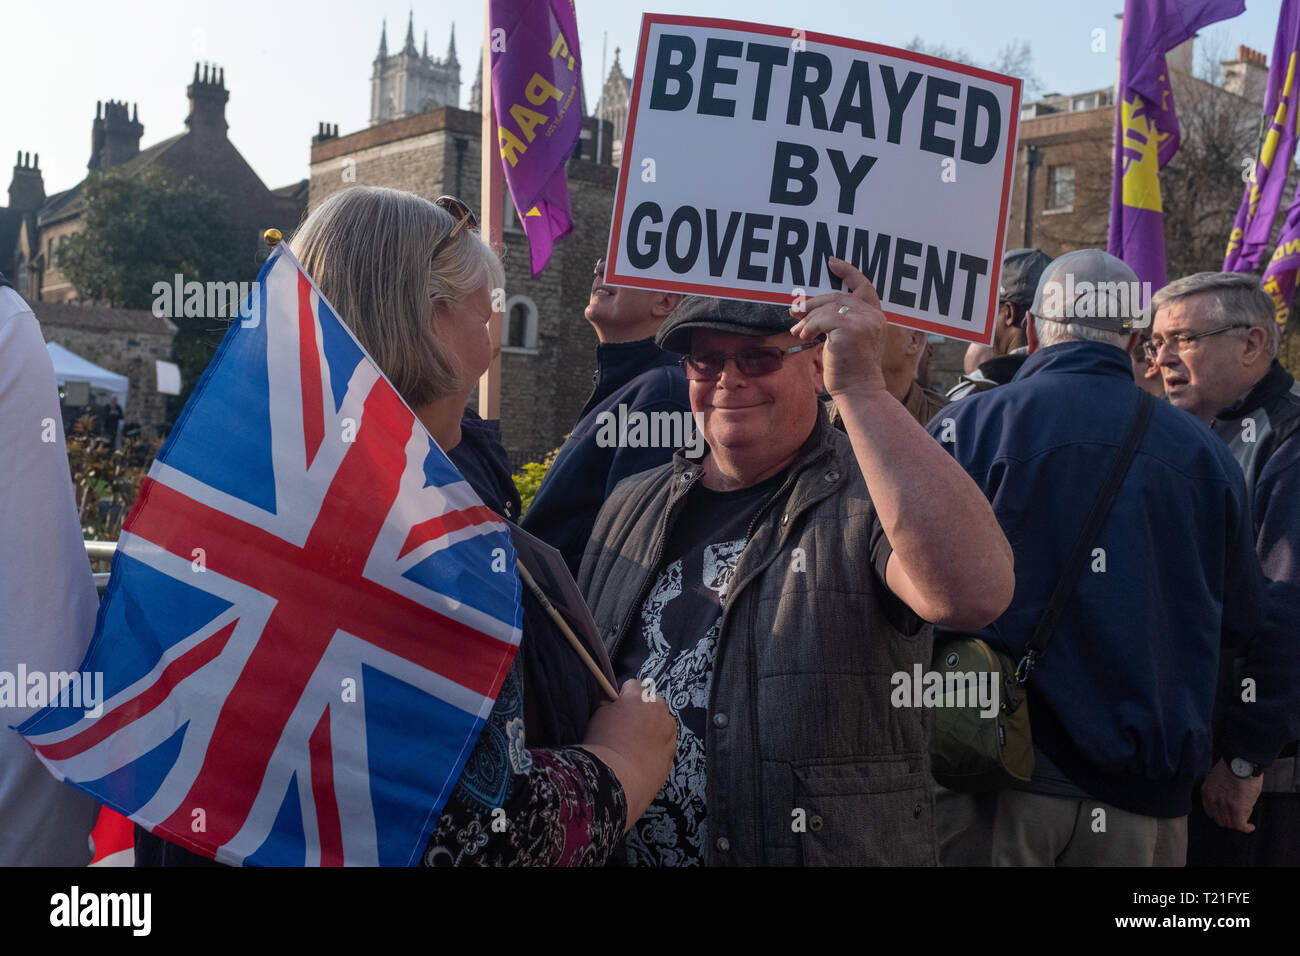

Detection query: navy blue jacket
(928, 341), (1292, 817)
(522, 338), (689, 576)
(1212, 359), (1300, 753)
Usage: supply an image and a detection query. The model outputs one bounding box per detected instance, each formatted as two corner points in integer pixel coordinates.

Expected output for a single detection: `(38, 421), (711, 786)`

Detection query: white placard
(605, 15), (1021, 345)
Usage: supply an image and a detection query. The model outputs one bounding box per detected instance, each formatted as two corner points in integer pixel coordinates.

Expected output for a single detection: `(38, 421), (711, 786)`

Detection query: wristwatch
(1228, 756), (1263, 778)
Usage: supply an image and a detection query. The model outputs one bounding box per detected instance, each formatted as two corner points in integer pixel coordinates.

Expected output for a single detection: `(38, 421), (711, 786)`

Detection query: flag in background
(1109, 0), (1245, 289)
(1261, 200), (1300, 329)
(1224, 0), (1300, 272)
(17, 243), (523, 866)
(490, 0), (584, 275)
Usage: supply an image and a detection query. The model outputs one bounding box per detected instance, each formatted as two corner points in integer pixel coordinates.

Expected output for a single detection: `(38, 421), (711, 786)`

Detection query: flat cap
(998, 248), (1052, 307)
(656, 295), (796, 353)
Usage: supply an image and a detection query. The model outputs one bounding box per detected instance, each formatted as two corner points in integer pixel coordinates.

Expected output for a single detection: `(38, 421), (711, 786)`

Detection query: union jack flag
(17, 244), (522, 866)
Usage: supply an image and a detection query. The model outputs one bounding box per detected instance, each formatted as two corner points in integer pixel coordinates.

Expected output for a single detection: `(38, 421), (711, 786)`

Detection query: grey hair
(1150, 271), (1279, 357)
(1030, 314), (1129, 350)
(288, 185), (504, 406)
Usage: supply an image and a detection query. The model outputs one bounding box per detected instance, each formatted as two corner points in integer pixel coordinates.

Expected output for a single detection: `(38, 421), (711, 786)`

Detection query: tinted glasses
(680, 335), (826, 380)
(430, 195), (478, 264)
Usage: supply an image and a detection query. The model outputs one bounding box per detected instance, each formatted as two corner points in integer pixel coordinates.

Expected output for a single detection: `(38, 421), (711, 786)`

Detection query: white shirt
(0, 285), (100, 865)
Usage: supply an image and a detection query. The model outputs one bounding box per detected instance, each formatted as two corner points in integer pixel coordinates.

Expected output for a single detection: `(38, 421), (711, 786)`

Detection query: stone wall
(310, 106), (608, 465)
(35, 302), (177, 437)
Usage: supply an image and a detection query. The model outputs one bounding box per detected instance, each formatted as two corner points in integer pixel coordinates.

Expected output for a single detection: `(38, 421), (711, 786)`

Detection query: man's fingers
(827, 256), (882, 309)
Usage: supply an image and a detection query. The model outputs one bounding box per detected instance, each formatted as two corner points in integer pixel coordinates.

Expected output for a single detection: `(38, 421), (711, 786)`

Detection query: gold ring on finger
(837, 305), (851, 315)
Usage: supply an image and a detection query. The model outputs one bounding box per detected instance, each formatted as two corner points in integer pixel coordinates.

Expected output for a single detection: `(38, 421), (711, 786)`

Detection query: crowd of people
(1, 184), (1296, 866)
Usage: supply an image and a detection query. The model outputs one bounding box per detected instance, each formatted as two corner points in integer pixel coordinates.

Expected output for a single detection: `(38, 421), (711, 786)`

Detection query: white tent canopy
(46, 342), (129, 411)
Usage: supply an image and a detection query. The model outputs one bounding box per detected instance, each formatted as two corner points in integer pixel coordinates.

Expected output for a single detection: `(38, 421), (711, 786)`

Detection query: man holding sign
(578, 258), (1013, 865)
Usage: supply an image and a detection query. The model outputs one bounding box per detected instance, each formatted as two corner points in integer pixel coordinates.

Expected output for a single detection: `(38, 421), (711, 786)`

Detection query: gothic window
(502, 296), (538, 352)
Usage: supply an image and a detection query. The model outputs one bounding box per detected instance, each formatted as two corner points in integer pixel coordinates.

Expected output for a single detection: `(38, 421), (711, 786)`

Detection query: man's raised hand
(790, 256), (889, 399)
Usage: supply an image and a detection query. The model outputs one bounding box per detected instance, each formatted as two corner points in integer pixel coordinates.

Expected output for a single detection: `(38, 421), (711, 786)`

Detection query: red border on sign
(602, 13), (1022, 347)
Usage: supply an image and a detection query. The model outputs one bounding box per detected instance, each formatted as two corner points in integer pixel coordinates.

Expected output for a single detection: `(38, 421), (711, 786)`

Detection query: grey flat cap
(999, 248), (1052, 307)
(656, 295), (796, 353)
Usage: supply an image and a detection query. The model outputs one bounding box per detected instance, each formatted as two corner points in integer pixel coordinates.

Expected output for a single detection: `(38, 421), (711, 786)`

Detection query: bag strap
(1015, 389), (1155, 683)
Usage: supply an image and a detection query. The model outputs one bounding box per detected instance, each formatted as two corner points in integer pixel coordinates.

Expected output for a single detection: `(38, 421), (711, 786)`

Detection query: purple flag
(1225, 0), (1300, 272)
(489, 0), (583, 276)
(1261, 196), (1300, 331)
(1109, 0), (1245, 290)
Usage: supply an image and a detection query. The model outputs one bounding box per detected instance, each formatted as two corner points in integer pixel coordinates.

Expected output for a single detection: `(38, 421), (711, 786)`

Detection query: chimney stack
(1222, 44), (1270, 104)
(186, 61), (230, 137)
(8, 151), (46, 212)
(312, 122), (341, 145)
(88, 99), (144, 171)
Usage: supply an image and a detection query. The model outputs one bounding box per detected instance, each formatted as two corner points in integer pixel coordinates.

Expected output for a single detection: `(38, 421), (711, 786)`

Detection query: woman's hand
(579, 680), (677, 831)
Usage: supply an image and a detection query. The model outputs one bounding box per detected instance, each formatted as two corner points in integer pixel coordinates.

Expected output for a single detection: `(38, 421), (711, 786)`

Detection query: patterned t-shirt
(613, 471), (787, 866)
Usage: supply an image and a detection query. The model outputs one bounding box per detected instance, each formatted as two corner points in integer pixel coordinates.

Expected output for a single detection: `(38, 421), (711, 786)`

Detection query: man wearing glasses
(577, 257), (1015, 866)
(1150, 271), (1300, 866)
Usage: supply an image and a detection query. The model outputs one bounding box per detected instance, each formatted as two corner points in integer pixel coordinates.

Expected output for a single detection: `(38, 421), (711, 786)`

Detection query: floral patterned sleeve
(421, 656), (627, 866)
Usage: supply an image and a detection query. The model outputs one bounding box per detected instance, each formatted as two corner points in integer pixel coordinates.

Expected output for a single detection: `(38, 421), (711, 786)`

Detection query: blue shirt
(523, 338), (689, 576)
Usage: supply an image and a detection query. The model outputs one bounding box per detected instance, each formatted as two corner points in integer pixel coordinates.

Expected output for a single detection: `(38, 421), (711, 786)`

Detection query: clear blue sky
(0, 0), (1285, 198)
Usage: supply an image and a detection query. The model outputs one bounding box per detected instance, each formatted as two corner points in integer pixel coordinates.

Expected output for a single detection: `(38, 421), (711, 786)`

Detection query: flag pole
(479, 4), (504, 421)
(517, 560), (619, 701)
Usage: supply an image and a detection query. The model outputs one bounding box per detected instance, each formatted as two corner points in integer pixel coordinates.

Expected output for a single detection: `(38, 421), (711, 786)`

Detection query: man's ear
(1241, 325), (1270, 366)
(1001, 301), (1017, 327)
(1025, 314), (1040, 354)
(654, 292), (683, 319)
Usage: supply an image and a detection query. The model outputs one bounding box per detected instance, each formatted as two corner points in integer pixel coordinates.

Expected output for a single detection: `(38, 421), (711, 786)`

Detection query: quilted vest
(578, 412), (939, 865)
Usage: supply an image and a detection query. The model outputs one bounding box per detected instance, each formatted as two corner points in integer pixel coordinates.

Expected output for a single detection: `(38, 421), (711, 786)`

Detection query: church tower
(369, 14), (461, 126)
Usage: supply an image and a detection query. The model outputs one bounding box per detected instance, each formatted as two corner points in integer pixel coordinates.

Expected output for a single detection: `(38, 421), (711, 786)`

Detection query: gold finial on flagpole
(263, 228), (283, 247)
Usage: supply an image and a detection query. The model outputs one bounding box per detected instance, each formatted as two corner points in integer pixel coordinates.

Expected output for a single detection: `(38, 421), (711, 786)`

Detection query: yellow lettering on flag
(1250, 53), (1297, 218)
(1121, 96), (1163, 213)
(526, 73), (563, 105)
(1262, 273), (1289, 326)
(1225, 226), (1244, 261)
(510, 103), (549, 143)
(499, 127), (526, 167)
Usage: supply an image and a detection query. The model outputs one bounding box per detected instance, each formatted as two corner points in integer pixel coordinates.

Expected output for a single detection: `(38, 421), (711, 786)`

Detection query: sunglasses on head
(679, 335), (826, 380)
(430, 195), (478, 263)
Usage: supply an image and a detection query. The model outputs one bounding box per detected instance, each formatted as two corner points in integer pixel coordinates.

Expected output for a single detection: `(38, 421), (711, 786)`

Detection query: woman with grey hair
(137, 186), (674, 867)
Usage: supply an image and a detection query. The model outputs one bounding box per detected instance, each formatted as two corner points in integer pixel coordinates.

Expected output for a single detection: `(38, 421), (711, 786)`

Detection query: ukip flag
(1261, 200), (1300, 329)
(1225, 0), (1300, 272)
(16, 243), (523, 866)
(1109, 0), (1245, 289)
(490, 0), (584, 275)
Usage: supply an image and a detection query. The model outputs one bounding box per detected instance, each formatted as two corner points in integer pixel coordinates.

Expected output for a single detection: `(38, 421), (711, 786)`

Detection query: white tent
(46, 342), (129, 411)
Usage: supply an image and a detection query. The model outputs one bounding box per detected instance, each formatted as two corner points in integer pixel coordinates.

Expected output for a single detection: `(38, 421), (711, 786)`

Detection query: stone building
(310, 100), (614, 465)
(35, 301), (177, 437)
(592, 48), (631, 166)
(0, 63), (308, 304)
(371, 15), (461, 126)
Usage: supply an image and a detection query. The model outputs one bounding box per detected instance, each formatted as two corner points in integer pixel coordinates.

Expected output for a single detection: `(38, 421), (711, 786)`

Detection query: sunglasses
(679, 335), (826, 380)
(430, 195), (478, 264)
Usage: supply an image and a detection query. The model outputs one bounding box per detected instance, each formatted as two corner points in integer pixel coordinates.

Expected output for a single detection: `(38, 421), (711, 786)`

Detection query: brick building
(0, 63), (307, 304)
(311, 37), (619, 465)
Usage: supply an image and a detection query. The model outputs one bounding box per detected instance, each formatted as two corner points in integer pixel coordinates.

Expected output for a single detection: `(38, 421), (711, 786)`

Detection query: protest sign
(604, 15), (1021, 344)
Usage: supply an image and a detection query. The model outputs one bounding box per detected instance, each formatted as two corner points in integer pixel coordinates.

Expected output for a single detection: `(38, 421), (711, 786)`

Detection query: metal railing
(85, 540), (116, 594)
